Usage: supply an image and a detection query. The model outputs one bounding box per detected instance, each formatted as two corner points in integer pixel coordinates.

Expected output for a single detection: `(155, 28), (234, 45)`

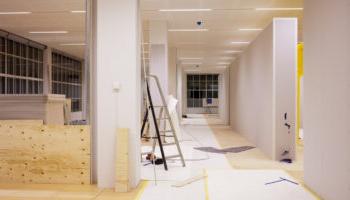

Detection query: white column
(92, 0), (141, 188)
(149, 21), (168, 103)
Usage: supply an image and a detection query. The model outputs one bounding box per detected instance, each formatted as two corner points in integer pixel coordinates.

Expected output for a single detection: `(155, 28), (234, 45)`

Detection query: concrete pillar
(149, 21), (168, 103)
(91, 0), (141, 189)
(43, 48), (52, 95)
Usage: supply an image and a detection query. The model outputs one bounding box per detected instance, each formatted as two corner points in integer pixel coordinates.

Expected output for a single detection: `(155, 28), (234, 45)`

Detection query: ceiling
(141, 0), (304, 68)
(0, 0), (303, 64)
(0, 0), (86, 59)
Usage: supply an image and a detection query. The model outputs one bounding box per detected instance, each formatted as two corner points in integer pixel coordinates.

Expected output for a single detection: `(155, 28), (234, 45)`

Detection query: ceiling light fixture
(239, 28), (263, 31)
(29, 31), (68, 34)
(255, 8), (303, 11)
(60, 43), (86, 46)
(182, 62), (202, 65)
(217, 62), (231, 65)
(185, 69), (201, 72)
(224, 50), (243, 53)
(168, 29), (209, 32)
(71, 10), (86, 13)
(231, 41), (250, 44)
(159, 9), (212, 12)
(179, 57), (203, 60)
(0, 11), (32, 15)
(216, 66), (228, 69)
(219, 57), (235, 60)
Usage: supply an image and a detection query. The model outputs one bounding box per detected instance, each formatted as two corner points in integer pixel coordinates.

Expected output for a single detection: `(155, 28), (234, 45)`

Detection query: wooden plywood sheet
(115, 128), (129, 192)
(0, 123), (91, 185)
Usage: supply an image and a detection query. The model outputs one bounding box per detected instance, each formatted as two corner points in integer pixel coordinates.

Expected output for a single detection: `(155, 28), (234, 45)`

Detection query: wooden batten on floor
(115, 128), (129, 192)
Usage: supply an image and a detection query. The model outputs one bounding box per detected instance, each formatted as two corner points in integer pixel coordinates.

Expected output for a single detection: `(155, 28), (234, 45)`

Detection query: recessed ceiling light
(179, 57), (203, 60)
(224, 50), (243, 53)
(216, 66), (228, 69)
(177, 42), (206, 45)
(71, 10), (86, 13)
(219, 57), (235, 60)
(0, 11), (32, 15)
(231, 41), (250, 44)
(159, 9), (212, 12)
(60, 43), (85, 46)
(217, 62), (231, 65)
(182, 62), (202, 65)
(239, 28), (263, 31)
(255, 8), (303, 11)
(169, 29), (209, 32)
(29, 31), (68, 34)
(185, 69), (201, 72)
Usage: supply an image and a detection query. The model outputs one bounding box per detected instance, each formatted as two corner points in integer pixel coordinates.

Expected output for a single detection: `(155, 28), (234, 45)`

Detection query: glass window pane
(7, 78), (13, 94)
(0, 54), (5, 73)
(0, 76), (5, 94)
(20, 79), (26, 94)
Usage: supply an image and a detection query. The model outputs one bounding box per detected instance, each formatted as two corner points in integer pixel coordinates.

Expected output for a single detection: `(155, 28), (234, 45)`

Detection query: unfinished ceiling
(141, 0), (304, 67)
(0, 0), (303, 63)
(0, 0), (85, 59)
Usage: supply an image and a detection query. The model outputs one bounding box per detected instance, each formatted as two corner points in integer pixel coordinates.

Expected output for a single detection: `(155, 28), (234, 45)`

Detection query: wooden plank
(115, 128), (129, 192)
(0, 123), (91, 185)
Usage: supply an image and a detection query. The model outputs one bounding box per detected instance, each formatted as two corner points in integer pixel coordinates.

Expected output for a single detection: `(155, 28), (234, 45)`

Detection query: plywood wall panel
(0, 123), (90, 185)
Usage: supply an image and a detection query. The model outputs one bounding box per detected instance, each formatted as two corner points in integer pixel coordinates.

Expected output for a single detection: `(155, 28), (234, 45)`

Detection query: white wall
(230, 18), (297, 160)
(303, 0), (350, 199)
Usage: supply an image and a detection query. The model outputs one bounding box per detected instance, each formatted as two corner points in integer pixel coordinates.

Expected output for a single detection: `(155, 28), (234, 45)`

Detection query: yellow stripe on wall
(297, 43), (304, 145)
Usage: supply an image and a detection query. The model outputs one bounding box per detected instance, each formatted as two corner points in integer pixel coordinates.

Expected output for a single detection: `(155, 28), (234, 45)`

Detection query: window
(0, 35), (44, 95)
(52, 52), (83, 112)
(187, 74), (219, 108)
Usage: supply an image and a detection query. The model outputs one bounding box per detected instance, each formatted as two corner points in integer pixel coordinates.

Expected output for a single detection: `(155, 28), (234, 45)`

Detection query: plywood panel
(0, 123), (91, 185)
(115, 128), (129, 192)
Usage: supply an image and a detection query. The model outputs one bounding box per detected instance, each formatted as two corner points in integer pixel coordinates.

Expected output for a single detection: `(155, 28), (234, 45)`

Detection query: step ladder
(141, 74), (186, 170)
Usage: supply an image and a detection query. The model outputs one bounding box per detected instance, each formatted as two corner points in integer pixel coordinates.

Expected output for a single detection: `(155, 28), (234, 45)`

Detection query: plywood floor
(208, 125), (305, 183)
(0, 116), (318, 200)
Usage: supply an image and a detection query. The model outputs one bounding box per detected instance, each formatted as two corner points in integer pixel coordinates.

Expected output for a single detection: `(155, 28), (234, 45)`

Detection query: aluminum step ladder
(141, 74), (186, 170)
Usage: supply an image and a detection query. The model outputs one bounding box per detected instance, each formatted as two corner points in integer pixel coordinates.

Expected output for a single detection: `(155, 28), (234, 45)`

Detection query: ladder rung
(157, 117), (170, 120)
(163, 142), (176, 146)
(159, 130), (173, 133)
(166, 155), (181, 159)
(141, 151), (153, 155)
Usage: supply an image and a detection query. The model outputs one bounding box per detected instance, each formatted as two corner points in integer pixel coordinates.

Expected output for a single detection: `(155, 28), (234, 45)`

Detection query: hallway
(139, 116), (315, 200)
(0, 118), (315, 200)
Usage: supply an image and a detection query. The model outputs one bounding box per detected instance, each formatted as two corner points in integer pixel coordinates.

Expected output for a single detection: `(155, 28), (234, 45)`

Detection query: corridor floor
(139, 116), (317, 200)
(0, 117), (318, 200)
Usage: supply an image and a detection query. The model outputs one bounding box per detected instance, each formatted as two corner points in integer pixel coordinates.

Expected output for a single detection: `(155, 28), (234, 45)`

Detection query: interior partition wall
(0, 33), (45, 95)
